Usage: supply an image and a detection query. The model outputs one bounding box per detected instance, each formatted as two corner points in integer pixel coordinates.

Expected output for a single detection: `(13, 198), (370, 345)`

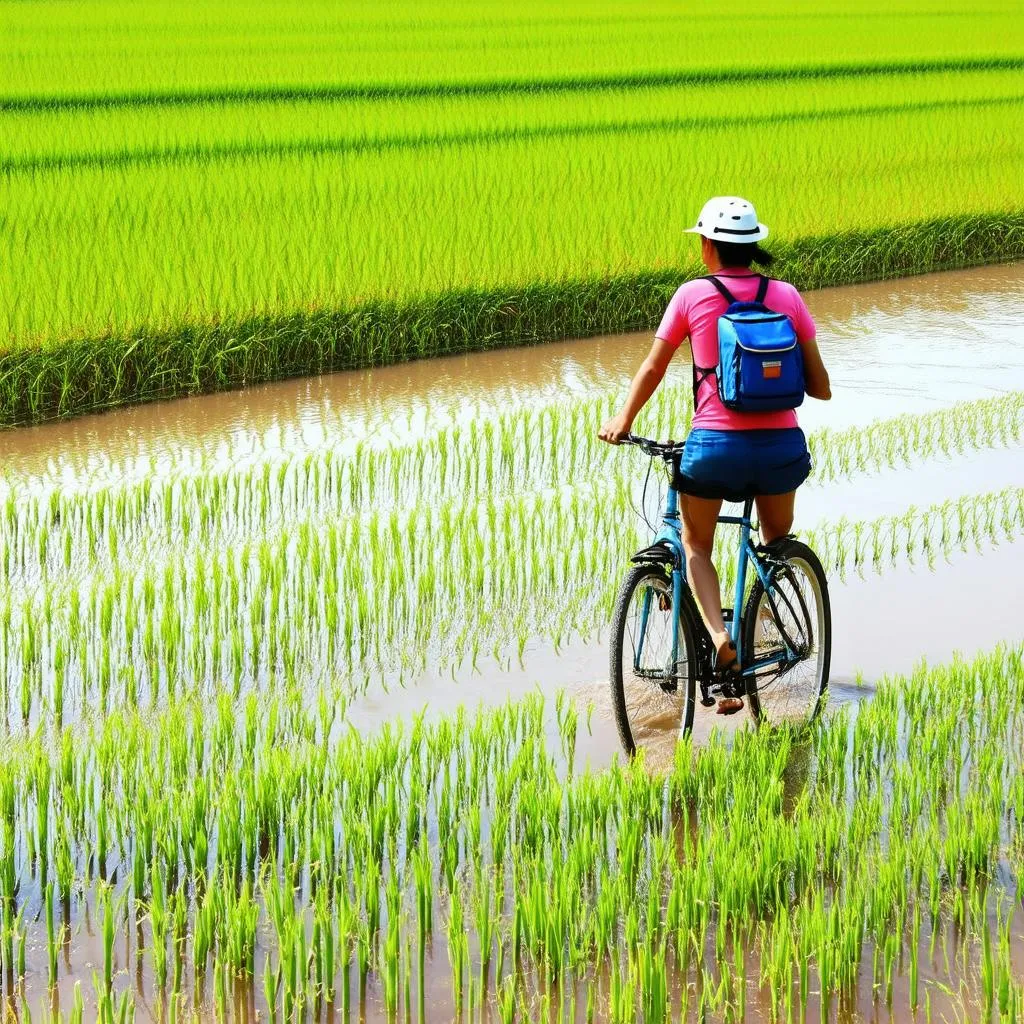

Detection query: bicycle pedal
(708, 679), (744, 700)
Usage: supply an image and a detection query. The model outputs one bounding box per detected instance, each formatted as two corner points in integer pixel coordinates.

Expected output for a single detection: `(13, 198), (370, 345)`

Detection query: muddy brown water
(3, 262), (1024, 485)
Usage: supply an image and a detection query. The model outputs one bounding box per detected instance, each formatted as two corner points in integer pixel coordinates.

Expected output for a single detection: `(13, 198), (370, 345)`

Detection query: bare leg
(680, 494), (732, 661)
(755, 491), (797, 545)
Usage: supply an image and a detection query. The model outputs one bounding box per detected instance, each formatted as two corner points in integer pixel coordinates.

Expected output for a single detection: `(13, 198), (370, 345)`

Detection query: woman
(598, 196), (832, 713)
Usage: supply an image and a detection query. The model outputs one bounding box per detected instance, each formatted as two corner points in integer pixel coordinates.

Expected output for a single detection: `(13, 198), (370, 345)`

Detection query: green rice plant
(810, 392), (1024, 483)
(1, 0), (1024, 421)
(997, 904), (1018, 1019)
(148, 858), (169, 991)
(98, 883), (123, 996)
(447, 884), (467, 1016)
(382, 870), (402, 1020)
(5, 605), (1024, 1018)
(805, 486), (1024, 582)
(262, 950), (277, 1024)
(44, 882), (61, 988)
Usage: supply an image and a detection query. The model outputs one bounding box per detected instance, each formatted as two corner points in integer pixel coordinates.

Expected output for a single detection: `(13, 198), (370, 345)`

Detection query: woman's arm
(598, 337), (677, 443)
(801, 338), (832, 400)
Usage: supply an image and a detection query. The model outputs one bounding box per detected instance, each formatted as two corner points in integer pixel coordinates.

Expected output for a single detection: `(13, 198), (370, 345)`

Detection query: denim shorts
(672, 428), (811, 502)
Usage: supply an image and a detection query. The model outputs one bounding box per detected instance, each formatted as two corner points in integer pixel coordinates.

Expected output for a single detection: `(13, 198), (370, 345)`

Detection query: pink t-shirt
(656, 269), (817, 431)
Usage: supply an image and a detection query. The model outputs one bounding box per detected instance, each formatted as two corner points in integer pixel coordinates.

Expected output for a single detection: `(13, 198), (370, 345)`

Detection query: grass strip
(2, 212), (1023, 428)
(6, 93), (1021, 178)
(3, 55), (1022, 113)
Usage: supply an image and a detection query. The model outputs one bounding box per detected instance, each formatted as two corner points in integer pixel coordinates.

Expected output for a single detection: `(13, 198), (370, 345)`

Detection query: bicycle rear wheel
(741, 539), (830, 728)
(609, 564), (698, 757)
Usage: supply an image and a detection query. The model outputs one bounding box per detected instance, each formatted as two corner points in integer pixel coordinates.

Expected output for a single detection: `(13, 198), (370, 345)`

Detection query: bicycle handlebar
(620, 434), (683, 460)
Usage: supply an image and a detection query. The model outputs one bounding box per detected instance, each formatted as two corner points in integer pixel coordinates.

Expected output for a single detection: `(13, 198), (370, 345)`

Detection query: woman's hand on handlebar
(598, 413), (633, 445)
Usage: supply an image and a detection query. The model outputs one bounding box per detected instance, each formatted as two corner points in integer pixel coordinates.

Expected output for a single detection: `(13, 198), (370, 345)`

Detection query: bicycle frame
(637, 483), (799, 684)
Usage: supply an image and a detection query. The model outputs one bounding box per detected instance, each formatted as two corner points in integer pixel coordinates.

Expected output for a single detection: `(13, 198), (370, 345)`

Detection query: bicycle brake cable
(627, 456), (646, 528)
(636, 455), (657, 534)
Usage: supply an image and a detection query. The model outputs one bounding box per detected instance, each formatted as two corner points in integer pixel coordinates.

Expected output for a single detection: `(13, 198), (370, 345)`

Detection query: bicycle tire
(609, 564), (698, 756)
(741, 538), (831, 728)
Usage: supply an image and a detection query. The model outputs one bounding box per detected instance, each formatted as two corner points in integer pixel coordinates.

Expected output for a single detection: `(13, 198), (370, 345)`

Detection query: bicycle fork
(630, 487), (706, 693)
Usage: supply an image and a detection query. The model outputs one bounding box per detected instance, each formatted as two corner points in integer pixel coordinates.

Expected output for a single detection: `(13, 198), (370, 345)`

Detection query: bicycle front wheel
(609, 564), (698, 758)
(741, 538), (831, 728)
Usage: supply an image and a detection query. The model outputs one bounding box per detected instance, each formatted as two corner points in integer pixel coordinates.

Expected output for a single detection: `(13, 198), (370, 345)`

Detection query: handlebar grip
(621, 434), (681, 458)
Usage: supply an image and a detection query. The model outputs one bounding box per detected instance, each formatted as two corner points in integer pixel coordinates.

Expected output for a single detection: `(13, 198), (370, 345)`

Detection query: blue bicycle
(609, 434), (831, 755)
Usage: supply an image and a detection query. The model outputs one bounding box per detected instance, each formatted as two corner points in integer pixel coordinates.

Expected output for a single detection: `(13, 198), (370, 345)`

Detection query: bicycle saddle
(629, 542), (680, 568)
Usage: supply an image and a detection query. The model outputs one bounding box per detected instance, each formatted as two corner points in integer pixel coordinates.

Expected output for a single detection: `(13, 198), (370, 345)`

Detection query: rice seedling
(0, 433), (1020, 730)
(4, 643), (1019, 1019)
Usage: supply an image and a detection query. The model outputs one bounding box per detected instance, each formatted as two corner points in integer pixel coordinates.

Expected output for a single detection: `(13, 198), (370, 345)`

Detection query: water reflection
(2, 262), (1022, 485)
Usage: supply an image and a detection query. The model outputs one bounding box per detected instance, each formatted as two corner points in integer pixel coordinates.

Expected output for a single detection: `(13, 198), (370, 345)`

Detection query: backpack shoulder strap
(702, 275), (737, 305)
(691, 363), (715, 411)
(693, 275), (736, 410)
(755, 275), (770, 304)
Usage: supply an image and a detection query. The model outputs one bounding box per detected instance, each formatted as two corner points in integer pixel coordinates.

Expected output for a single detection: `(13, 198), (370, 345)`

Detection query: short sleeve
(785, 286), (817, 344)
(655, 287), (689, 348)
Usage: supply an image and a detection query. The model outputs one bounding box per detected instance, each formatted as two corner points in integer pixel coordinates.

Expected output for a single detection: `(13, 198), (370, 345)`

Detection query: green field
(2, 0), (1024, 422)
(4, 3), (1024, 1021)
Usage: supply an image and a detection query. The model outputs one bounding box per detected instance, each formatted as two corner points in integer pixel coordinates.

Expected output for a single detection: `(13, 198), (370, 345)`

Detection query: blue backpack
(693, 275), (805, 413)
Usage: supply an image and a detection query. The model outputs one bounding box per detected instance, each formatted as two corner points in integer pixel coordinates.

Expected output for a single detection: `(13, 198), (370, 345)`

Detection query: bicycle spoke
(614, 572), (695, 757)
(748, 553), (827, 726)
(763, 565), (813, 655)
(623, 581), (680, 726)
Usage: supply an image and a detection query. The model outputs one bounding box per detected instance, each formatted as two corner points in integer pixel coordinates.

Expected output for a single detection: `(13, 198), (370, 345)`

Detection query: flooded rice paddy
(1, 263), (1024, 1021)
(5, 261), (1024, 485)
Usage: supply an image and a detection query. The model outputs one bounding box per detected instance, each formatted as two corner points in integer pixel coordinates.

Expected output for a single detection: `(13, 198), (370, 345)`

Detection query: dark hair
(712, 239), (775, 269)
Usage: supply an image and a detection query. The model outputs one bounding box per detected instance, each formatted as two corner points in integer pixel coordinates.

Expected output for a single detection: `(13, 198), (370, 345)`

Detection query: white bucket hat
(685, 196), (769, 242)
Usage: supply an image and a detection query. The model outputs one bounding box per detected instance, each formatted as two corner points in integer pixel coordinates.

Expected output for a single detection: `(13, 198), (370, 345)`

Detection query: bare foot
(712, 633), (744, 714)
(716, 696), (744, 715)
(712, 630), (737, 663)
(713, 632), (738, 670)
